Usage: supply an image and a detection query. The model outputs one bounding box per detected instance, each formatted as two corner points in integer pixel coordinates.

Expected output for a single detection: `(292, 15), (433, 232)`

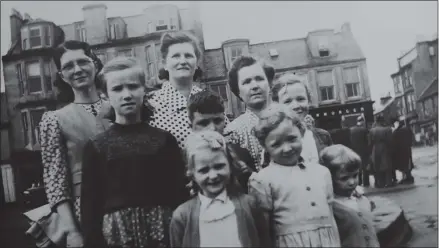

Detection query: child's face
(191, 112), (226, 134)
(264, 119), (303, 166)
(192, 148), (231, 198)
(106, 69), (144, 118)
(278, 83), (309, 121)
(333, 167), (359, 197)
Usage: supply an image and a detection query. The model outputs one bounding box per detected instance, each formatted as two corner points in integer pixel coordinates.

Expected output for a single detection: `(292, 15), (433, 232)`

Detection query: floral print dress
(40, 100), (103, 221)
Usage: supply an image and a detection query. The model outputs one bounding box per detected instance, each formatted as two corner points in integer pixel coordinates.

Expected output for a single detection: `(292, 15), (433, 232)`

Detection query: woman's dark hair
(228, 55), (275, 101)
(52, 40), (103, 104)
(157, 31), (203, 81)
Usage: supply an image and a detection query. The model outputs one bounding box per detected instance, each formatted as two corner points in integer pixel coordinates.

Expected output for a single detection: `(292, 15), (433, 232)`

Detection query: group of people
(331, 113), (415, 189)
(39, 30), (383, 248)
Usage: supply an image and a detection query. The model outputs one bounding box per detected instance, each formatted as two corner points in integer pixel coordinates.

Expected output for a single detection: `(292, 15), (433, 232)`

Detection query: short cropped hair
(320, 144), (362, 176)
(228, 55), (275, 101)
(271, 73), (312, 102)
(253, 103), (306, 147)
(187, 89), (225, 122)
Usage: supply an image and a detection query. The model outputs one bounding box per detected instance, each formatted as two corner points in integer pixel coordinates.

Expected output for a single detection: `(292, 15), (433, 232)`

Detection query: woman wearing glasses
(39, 40), (110, 247)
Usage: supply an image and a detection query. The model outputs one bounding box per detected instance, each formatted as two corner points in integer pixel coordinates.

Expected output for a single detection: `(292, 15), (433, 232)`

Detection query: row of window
(75, 18), (178, 42)
(20, 108), (46, 147)
(405, 92), (416, 113)
(16, 60), (52, 96)
(316, 66), (361, 102)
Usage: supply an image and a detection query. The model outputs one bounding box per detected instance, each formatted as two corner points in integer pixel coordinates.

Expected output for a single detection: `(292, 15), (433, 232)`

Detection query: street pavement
(368, 144), (438, 247)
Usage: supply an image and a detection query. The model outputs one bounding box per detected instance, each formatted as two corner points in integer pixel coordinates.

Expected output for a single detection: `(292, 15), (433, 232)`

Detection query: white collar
(198, 189), (228, 210)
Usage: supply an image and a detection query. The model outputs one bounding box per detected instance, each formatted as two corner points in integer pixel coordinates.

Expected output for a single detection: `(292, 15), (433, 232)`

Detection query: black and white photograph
(0, 1), (438, 247)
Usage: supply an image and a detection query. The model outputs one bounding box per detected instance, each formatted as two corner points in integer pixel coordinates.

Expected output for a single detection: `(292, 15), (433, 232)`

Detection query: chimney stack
(82, 3), (109, 45)
(10, 9), (23, 45)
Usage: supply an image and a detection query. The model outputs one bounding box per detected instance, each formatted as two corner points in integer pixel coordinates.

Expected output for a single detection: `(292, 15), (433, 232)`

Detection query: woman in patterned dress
(39, 40), (109, 247)
(148, 31), (228, 149)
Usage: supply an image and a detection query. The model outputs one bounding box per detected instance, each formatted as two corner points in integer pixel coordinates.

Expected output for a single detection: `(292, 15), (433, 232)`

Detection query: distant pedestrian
(391, 120), (415, 184)
(350, 115), (371, 186)
(369, 117), (393, 188)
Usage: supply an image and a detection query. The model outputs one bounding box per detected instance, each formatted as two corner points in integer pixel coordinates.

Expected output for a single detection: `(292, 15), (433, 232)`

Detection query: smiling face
(333, 167), (359, 197)
(278, 82), (310, 121)
(264, 119), (303, 166)
(192, 148), (231, 199)
(59, 49), (97, 90)
(237, 63), (270, 110)
(105, 69), (145, 118)
(164, 42), (198, 81)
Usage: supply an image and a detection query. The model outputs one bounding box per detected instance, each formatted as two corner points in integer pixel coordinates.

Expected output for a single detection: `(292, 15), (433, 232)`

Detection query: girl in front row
(169, 130), (271, 247)
(249, 103), (341, 247)
(320, 144), (380, 247)
(81, 57), (188, 248)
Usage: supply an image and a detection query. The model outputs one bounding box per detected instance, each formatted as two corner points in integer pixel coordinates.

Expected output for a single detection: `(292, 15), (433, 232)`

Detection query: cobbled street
(383, 145), (438, 247)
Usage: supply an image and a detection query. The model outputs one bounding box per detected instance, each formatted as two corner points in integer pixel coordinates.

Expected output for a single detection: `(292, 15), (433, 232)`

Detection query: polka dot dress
(148, 82), (203, 149)
(224, 109), (264, 172)
(40, 100), (103, 222)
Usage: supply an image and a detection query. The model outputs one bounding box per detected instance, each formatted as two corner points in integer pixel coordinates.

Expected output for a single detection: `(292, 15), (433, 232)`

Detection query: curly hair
(253, 103), (306, 147)
(271, 73), (312, 103)
(52, 40), (104, 104)
(227, 55), (275, 101)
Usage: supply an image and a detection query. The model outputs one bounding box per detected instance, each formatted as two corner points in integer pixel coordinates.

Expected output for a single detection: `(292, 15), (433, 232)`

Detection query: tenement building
(390, 35), (438, 135)
(202, 23), (374, 130)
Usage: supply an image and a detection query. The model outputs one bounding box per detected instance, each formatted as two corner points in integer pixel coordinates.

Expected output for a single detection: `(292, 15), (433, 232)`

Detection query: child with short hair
(187, 90), (256, 192)
(249, 103), (341, 247)
(169, 130), (270, 247)
(320, 144), (380, 247)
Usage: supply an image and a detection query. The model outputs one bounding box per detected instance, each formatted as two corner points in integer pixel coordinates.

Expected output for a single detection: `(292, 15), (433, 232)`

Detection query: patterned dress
(40, 100), (103, 221)
(224, 109), (264, 172)
(148, 82), (229, 149)
(148, 82), (203, 149)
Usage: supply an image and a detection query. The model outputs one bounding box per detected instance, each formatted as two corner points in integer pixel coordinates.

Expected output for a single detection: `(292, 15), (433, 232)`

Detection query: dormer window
(29, 27), (42, 48)
(231, 47), (243, 63)
(318, 38), (330, 57)
(156, 20), (168, 31)
(76, 25), (86, 42)
(109, 24), (118, 40)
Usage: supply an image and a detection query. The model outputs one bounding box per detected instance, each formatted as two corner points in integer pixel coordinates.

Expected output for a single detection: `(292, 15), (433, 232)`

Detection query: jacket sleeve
(248, 195), (273, 247)
(169, 207), (185, 248)
(81, 140), (106, 248)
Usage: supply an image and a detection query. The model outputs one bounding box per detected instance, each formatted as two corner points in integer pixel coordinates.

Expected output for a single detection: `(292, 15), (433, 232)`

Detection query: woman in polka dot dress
(39, 40), (110, 247)
(148, 31), (228, 150)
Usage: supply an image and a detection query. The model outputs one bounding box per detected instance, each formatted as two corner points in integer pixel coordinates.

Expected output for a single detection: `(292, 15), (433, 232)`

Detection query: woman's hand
(66, 231), (84, 247)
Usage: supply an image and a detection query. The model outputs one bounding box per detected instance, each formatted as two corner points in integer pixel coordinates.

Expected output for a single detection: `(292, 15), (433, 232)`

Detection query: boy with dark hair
(187, 89), (255, 192)
(187, 89), (227, 133)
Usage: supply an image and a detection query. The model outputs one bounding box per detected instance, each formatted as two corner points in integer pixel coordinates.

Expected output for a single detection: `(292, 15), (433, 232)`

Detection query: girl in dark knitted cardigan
(80, 57), (188, 248)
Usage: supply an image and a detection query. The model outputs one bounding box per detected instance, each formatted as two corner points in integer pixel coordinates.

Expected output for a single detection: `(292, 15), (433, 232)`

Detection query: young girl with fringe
(169, 130), (270, 247)
(249, 103), (341, 247)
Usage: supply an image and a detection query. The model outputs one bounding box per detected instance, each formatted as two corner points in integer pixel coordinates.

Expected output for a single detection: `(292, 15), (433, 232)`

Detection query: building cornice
(2, 48), (54, 63)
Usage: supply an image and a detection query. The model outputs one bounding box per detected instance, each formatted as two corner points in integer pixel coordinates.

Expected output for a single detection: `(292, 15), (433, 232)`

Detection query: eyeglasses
(60, 58), (93, 74)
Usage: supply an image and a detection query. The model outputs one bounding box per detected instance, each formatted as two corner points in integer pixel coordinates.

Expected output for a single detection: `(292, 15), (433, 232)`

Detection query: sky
(1, 1), (438, 103)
